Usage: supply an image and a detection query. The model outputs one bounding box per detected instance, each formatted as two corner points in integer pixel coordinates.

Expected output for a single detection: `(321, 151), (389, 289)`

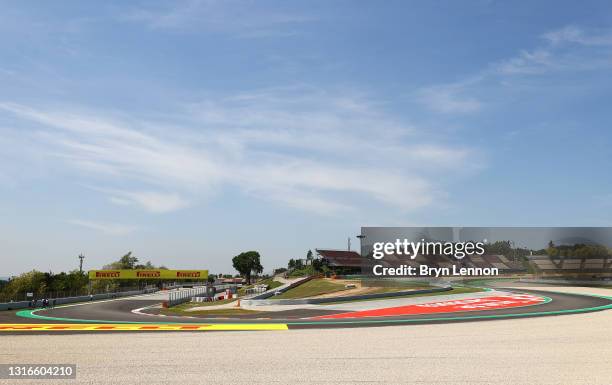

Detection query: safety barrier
(241, 286), (452, 306)
(167, 286), (208, 307)
(0, 287), (158, 311)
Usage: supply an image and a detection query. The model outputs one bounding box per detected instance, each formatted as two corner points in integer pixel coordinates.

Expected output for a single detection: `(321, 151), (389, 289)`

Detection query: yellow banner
(88, 270), (208, 280)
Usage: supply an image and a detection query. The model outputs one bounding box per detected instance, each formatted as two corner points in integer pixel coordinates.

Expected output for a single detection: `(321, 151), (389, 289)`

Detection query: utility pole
(348, 237), (351, 252)
(78, 254), (85, 273)
(356, 234), (366, 256)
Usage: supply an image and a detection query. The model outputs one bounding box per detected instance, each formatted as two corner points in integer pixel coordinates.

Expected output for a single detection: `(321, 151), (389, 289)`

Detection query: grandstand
(313, 248), (612, 278)
(316, 249), (362, 275)
(528, 255), (612, 278)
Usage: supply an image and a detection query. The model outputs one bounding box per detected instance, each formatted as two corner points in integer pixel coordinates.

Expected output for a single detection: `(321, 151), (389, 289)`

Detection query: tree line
(0, 252), (166, 302)
(545, 241), (611, 258)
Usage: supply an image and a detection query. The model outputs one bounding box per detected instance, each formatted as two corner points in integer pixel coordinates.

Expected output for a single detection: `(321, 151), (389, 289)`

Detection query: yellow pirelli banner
(88, 269), (208, 280)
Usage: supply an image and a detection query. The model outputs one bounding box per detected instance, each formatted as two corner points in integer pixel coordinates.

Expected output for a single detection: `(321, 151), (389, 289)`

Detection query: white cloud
(417, 85), (482, 114)
(0, 86), (474, 215)
(105, 190), (189, 213)
(121, 0), (314, 37)
(416, 24), (612, 115)
(496, 26), (612, 76)
(497, 49), (553, 75)
(68, 219), (137, 235)
(543, 25), (612, 46)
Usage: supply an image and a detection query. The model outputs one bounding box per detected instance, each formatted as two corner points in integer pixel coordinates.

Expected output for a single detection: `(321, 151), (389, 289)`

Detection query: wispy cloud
(497, 25), (612, 75)
(417, 25), (612, 114)
(497, 49), (553, 75)
(0, 86), (474, 215)
(103, 189), (189, 213)
(543, 25), (612, 46)
(121, 0), (314, 37)
(68, 219), (138, 235)
(417, 83), (482, 114)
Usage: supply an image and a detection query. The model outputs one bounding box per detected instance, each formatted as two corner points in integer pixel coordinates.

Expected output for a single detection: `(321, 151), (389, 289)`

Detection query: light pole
(78, 254), (85, 273)
(356, 234), (366, 256)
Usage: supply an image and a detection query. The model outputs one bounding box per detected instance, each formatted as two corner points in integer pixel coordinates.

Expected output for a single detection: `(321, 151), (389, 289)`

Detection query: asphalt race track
(1, 287), (611, 333)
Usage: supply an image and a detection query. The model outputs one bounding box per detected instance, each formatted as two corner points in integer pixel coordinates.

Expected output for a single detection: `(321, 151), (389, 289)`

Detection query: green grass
(316, 286), (485, 304)
(287, 266), (315, 277)
(364, 285), (432, 294)
(163, 308), (259, 316)
(167, 298), (237, 311)
(271, 278), (346, 299)
(264, 278), (284, 290)
(160, 299), (261, 316)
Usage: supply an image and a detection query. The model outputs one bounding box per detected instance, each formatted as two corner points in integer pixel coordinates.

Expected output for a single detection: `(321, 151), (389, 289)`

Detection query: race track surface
(1, 287), (611, 333)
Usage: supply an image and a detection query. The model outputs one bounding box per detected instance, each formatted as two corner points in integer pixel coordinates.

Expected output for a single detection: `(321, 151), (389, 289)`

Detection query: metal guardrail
(0, 287), (158, 311)
(167, 286), (208, 307)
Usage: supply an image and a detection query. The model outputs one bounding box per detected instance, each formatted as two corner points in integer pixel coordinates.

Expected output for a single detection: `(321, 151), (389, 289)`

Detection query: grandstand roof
(316, 249), (363, 267)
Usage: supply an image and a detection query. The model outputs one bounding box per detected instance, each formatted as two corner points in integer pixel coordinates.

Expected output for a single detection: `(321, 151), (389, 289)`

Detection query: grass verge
(167, 308), (258, 316)
(316, 286), (485, 304)
(165, 299), (237, 312)
(237, 278), (283, 296)
(272, 278), (346, 299)
(159, 299), (261, 316)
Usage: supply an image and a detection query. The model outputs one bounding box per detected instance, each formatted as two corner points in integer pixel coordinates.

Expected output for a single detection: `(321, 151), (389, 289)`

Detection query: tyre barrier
(167, 286), (208, 307)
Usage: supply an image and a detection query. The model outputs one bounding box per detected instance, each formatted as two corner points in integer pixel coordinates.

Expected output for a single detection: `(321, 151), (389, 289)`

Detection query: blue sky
(2, 0), (612, 275)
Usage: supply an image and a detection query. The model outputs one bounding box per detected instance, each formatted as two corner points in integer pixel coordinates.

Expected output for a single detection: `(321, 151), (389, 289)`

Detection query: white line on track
(32, 291), (170, 316)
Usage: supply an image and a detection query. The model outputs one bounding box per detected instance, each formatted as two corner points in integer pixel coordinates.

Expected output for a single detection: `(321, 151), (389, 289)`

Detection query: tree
(294, 259), (304, 269)
(0, 270), (47, 300)
(135, 261), (155, 269)
(312, 258), (328, 273)
(118, 252), (139, 269)
(232, 251), (263, 284)
(288, 258), (296, 270)
(105, 252), (139, 270)
(306, 250), (314, 265)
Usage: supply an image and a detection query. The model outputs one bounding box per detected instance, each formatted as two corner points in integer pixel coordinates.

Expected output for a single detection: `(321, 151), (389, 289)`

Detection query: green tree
(306, 250), (314, 264)
(119, 252), (138, 269)
(232, 251), (263, 284)
(104, 251), (139, 270)
(0, 270), (47, 300)
(135, 261), (155, 269)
